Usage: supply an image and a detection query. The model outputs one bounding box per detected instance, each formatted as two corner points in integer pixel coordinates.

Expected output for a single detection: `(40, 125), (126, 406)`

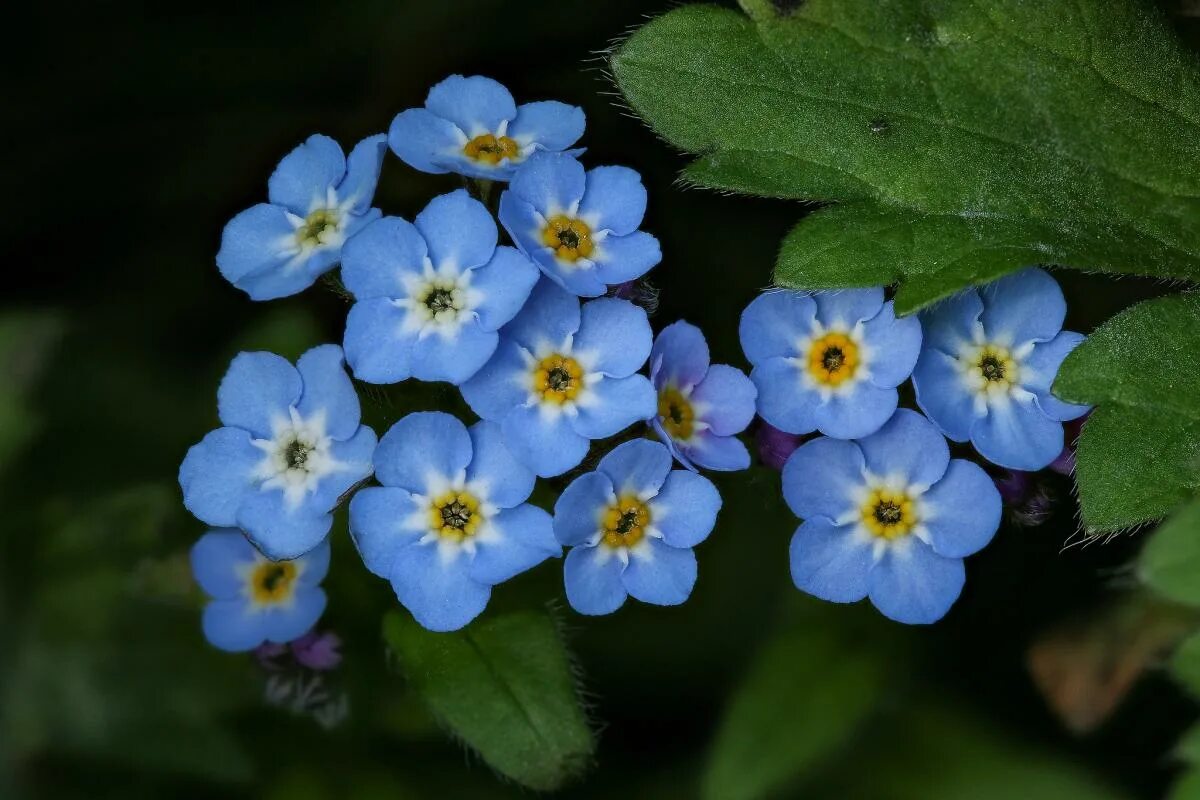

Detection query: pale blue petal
(543, 259), (610, 298)
(679, 432), (751, 472)
(308, 425), (377, 510)
(751, 358), (819, 435)
(499, 278), (581, 354)
(812, 383), (899, 440)
(563, 545), (627, 615)
(648, 470), (720, 548)
(375, 412), (473, 493)
(570, 375), (656, 440)
(789, 518), (872, 603)
(856, 408), (949, 487)
(343, 298), (416, 384)
(740, 290), (817, 365)
(598, 438), (673, 497)
(297, 541), (331, 586)
(812, 288), (884, 329)
(348, 486), (424, 579)
(338, 134), (387, 214)
(202, 599), (269, 652)
(860, 302), (923, 388)
(466, 419), (535, 509)
(237, 492), (333, 561)
(979, 267), (1065, 346)
(508, 100), (585, 151)
(234, 248), (337, 301)
(922, 460), (1001, 558)
(573, 298), (652, 378)
(216, 204), (296, 287)
(179, 428), (261, 527)
(409, 320), (498, 385)
(970, 397), (1064, 470)
(579, 166), (647, 236)
(470, 247), (540, 332)
(340, 216), (428, 300)
(268, 134), (346, 215)
(912, 349), (980, 442)
(295, 344), (360, 440)
(553, 472), (614, 546)
(459, 339), (529, 421)
(262, 586), (327, 643)
(190, 530), (256, 599)
(389, 542), (490, 632)
(692, 364), (756, 436)
(919, 290), (984, 355)
(388, 107), (462, 175)
(651, 321), (710, 389)
(869, 540), (964, 625)
(622, 539), (697, 606)
(501, 404), (590, 478)
(217, 351), (301, 438)
(781, 437), (866, 521)
(415, 189), (497, 270)
(497, 191), (546, 260)
(509, 151), (586, 212)
(1022, 331), (1090, 421)
(469, 504), (560, 585)
(425, 75), (516, 136)
(592, 232), (661, 285)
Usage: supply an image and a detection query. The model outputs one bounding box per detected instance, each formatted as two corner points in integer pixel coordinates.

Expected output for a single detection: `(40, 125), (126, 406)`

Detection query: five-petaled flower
(191, 529), (330, 652)
(553, 439), (721, 615)
(740, 288), (923, 440)
(912, 268), (1090, 470)
(649, 321), (757, 471)
(782, 409), (1001, 625)
(217, 133), (387, 301)
(341, 189), (539, 385)
(389, 75), (585, 181)
(349, 412), (561, 632)
(179, 345), (376, 560)
(499, 152), (661, 297)
(461, 279), (657, 477)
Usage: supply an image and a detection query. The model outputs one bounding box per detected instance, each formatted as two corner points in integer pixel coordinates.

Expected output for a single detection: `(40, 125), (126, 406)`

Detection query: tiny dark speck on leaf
(770, 0), (806, 14)
(869, 118), (890, 135)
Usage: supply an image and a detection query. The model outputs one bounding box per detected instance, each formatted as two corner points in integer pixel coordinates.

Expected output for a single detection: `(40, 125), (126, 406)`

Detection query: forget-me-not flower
(461, 279), (656, 477)
(649, 321), (756, 471)
(217, 133), (387, 301)
(498, 152), (661, 297)
(912, 268), (1090, 470)
(191, 529), (329, 652)
(782, 409), (1001, 625)
(341, 189), (539, 385)
(348, 412), (561, 632)
(740, 288), (923, 440)
(179, 345), (376, 560)
(553, 439), (720, 615)
(389, 75), (584, 181)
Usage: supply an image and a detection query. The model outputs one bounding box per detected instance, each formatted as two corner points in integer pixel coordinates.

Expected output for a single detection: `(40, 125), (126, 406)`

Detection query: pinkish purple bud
(756, 423), (803, 470)
(1049, 413), (1090, 476)
(291, 630), (343, 672)
(254, 641), (288, 669)
(994, 470), (1032, 504)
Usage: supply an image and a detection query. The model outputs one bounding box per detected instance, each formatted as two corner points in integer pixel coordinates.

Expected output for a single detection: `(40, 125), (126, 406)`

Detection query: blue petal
(500, 404), (590, 478)
(919, 290), (984, 355)
(179, 428), (261, 527)
(579, 166), (647, 236)
(297, 541), (331, 586)
(921, 459), (1001, 558)
(856, 408), (949, 487)
(340, 216), (428, 300)
(348, 486), (425, 579)
(459, 339), (529, 421)
(234, 245), (340, 302)
(202, 599), (269, 652)
(415, 189), (497, 270)
(466, 419), (535, 508)
(912, 349), (981, 442)
(499, 278), (581, 353)
(789, 518), (873, 603)
(563, 545), (627, 615)
(389, 541), (491, 632)
(388, 108), (462, 175)
(692, 364), (756, 436)
(217, 351), (302, 438)
(553, 472), (614, 546)
(598, 438), (673, 497)
(573, 298), (652, 378)
(622, 539), (697, 606)
(860, 302), (923, 388)
(868, 540), (965, 625)
(469, 504), (560, 585)
(651, 320), (710, 389)
(308, 425), (377, 510)
(509, 151), (586, 213)
(812, 382), (899, 439)
(542, 258), (610, 298)
(268, 134), (346, 215)
(295, 345), (361, 440)
(740, 290), (817, 365)
(1022, 331), (1090, 421)
(338, 134), (387, 214)
(237, 492), (333, 561)
(979, 267), (1065, 346)
(343, 298), (416, 384)
(497, 191), (546, 259)
(216, 204), (297, 290)
(678, 432), (751, 472)
(375, 412), (473, 493)
(262, 586), (327, 643)
(190, 530), (256, 599)
(571, 375), (657, 440)
(648, 470), (720, 548)
(751, 358), (819, 435)
(425, 75), (516, 136)
(592, 232), (662, 285)
(812, 288), (884, 329)
(508, 100), (585, 151)
(970, 396), (1064, 470)
(409, 320), (499, 385)
(469, 247), (540, 332)
(781, 437), (866, 521)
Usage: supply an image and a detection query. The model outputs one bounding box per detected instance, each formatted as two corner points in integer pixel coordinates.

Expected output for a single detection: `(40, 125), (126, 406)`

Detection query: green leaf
(0, 310), (64, 473)
(1176, 723), (1200, 764)
(1171, 769), (1200, 800)
(382, 609), (593, 792)
(1172, 630), (1200, 697)
(611, 1), (1200, 310)
(1056, 294), (1200, 533)
(1139, 498), (1200, 606)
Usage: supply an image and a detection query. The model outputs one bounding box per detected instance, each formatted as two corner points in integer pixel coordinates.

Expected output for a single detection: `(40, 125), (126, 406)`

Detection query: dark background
(3, 1), (1198, 798)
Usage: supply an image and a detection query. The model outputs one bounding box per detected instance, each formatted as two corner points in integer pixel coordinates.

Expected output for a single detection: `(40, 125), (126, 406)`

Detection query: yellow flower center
(428, 490), (482, 541)
(540, 215), (595, 262)
(601, 494), (651, 549)
(533, 354), (584, 405)
(657, 386), (695, 440)
(249, 560), (298, 605)
(807, 332), (860, 386)
(975, 344), (1018, 387)
(462, 133), (520, 166)
(296, 208), (340, 248)
(860, 488), (917, 540)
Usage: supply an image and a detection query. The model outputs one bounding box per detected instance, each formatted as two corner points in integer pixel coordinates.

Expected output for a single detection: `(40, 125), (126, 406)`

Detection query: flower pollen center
(425, 288), (456, 313)
(284, 439), (311, 471)
(533, 354), (584, 404)
(429, 491), (482, 541)
(657, 386), (695, 440)
(602, 494), (650, 549)
(250, 560), (298, 605)
(861, 488), (917, 540)
(463, 133), (520, 166)
(297, 208), (341, 248)
(969, 344), (1019, 391)
(807, 332), (860, 386)
(541, 215), (594, 263)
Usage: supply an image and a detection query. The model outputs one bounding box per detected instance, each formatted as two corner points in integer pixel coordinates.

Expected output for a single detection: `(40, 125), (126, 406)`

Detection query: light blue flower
(389, 74), (584, 181)
(912, 268), (1090, 470)
(782, 409), (1001, 625)
(650, 321), (757, 471)
(461, 279), (657, 477)
(348, 412), (560, 632)
(190, 529), (329, 652)
(217, 134), (387, 301)
(179, 345), (376, 560)
(498, 152), (661, 297)
(341, 189), (539, 385)
(553, 439), (720, 615)
(740, 288), (923, 440)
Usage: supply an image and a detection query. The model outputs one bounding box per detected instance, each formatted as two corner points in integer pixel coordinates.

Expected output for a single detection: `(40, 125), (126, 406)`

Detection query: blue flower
(461, 279), (657, 477)
(740, 288), (923, 440)
(340, 189), (539, 385)
(649, 321), (757, 471)
(782, 409), (1001, 625)
(190, 529), (329, 652)
(553, 439), (720, 615)
(912, 268), (1090, 470)
(498, 152), (661, 297)
(217, 134), (387, 301)
(389, 74), (585, 181)
(348, 412), (561, 632)
(179, 345), (376, 560)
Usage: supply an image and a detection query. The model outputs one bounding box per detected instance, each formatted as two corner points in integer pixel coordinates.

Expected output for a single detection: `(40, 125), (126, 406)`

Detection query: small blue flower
(348, 412), (561, 632)
(191, 529), (329, 652)
(341, 189), (539, 385)
(912, 268), (1090, 470)
(217, 134), (387, 301)
(461, 279), (657, 477)
(179, 345), (376, 560)
(782, 409), (1001, 625)
(389, 74), (585, 181)
(650, 321), (757, 471)
(553, 439), (720, 615)
(740, 288), (923, 440)
(498, 152), (661, 297)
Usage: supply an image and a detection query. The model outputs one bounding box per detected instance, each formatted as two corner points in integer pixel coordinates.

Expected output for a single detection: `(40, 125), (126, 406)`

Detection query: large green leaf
(1171, 629), (1200, 698)
(1139, 497), (1200, 606)
(611, 0), (1200, 312)
(382, 609), (593, 792)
